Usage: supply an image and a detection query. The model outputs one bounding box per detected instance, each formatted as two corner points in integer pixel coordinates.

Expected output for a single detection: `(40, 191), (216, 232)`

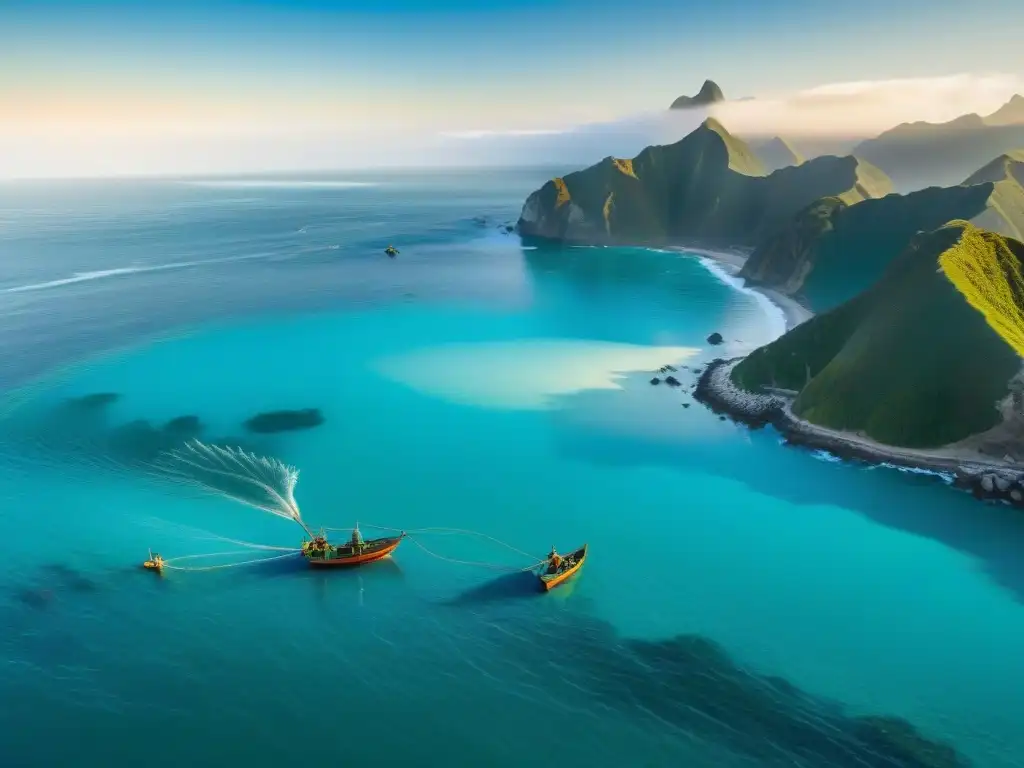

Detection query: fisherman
(385, 245), (399, 257)
(547, 546), (562, 573)
(351, 524), (364, 552)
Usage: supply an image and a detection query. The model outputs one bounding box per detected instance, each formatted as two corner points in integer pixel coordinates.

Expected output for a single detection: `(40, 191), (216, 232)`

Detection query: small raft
(142, 550), (165, 572)
(301, 534), (404, 568)
(538, 544), (587, 591)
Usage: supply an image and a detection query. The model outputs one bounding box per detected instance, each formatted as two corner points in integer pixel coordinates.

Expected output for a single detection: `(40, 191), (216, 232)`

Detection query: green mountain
(740, 154), (1024, 310)
(517, 119), (892, 245)
(853, 97), (1024, 191)
(669, 80), (725, 110)
(732, 222), (1024, 448)
(750, 136), (805, 172)
(985, 94), (1024, 126)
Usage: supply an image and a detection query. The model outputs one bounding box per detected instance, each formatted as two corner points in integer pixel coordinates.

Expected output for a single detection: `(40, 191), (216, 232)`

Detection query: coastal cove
(515, 111), (1024, 517)
(4, 174), (1024, 767)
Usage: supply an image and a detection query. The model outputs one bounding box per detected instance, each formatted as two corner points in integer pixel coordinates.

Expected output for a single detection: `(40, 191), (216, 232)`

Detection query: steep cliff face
(517, 119), (891, 246)
(732, 222), (1024, 448)
(740, 157), (1024, 310)
(738, 197), (847, 296)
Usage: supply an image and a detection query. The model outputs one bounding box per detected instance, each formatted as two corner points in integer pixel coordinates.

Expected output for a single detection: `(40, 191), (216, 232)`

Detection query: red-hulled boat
(301, 527), (404, 568)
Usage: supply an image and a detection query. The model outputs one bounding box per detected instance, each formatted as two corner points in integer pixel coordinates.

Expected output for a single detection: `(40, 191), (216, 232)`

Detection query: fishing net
(154, 439), (308, 530)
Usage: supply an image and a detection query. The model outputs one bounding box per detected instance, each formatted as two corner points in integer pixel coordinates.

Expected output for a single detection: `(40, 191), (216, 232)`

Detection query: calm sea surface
(0, 170), (1023, 767)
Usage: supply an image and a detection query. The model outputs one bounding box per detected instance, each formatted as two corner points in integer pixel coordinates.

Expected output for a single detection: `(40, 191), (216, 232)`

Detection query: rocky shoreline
(694, 358), (1024, 510)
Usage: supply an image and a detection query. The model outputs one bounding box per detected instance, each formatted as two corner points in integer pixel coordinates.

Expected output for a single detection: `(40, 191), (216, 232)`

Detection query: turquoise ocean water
(1, 171), (1024, 767)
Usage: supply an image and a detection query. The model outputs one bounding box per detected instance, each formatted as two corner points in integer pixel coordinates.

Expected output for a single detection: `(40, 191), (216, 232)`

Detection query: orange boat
(142, 549), (165, 573)
(538, 544), (587, 591)
(302, 532), (404, 568)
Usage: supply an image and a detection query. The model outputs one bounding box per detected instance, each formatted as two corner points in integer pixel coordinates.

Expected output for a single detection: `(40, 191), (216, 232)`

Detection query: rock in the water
(995, 474), (1013, 492)
(980, 474), (995, 493)
(682, 403), (691, 409)
(650, 377), (661, 386)
(707, 332), (724, 345)
(1012, 489), (1023, 503)
(665, 376), (681, 387)
(244, 408), (324, 434)
(718, 415), (728, 421)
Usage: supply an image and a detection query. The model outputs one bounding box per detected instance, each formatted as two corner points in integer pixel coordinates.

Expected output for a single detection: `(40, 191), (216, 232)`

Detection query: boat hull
(304, 536), (403, 568)
(538, 544), (587, 591)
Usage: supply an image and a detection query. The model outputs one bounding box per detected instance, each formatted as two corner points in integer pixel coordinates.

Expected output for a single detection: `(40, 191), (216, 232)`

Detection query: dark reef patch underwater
(0, 390), (326, 470)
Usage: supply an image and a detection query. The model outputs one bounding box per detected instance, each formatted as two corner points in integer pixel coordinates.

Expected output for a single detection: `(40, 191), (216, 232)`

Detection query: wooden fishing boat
(302, 534), (404, 568)
(538, 544), (587, 591)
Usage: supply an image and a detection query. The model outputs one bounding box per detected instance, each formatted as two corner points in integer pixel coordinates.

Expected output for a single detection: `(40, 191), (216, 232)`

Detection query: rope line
(190, 535), (296, 552)
(162, 550), (301, 572)
(406, 537), (547, 573)
(140, 517), (295, 552)
(152, 522), (553, 575)
(164, 550), (264, 564)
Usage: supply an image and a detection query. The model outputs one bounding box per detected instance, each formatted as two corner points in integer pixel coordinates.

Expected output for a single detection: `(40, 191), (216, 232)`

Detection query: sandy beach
(671, 245), (813, 331)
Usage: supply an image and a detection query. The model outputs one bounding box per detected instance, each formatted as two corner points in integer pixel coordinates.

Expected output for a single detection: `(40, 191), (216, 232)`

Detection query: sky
(2, 0), (1023, 177)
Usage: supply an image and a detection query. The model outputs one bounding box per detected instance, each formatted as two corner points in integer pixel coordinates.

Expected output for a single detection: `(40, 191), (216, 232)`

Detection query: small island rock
(707, 332), (724, 345)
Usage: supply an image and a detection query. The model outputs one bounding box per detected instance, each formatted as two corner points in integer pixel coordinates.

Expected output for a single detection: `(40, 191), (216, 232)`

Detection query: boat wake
(3, 253), (269, 294)
(182, 180), (378, 189)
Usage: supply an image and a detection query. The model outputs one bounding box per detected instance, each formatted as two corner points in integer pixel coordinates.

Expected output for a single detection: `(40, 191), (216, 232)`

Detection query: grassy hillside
(750, 136), (805, 172)
(732, 223), (1024, 448)
(518, 119), (892, 245)
(741, 156), (1024, 310)
(853, 103), (1024, 191)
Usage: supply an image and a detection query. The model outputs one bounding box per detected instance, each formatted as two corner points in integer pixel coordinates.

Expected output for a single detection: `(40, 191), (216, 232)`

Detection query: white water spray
(155, 439), (311, 534)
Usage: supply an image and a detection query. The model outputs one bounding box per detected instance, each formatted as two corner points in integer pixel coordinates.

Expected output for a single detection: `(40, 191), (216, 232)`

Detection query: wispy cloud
(425, 74), (1024, 171)
(711, 73), (1024, 137)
